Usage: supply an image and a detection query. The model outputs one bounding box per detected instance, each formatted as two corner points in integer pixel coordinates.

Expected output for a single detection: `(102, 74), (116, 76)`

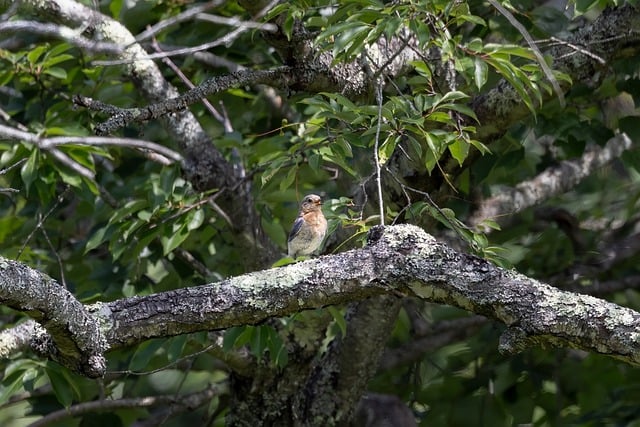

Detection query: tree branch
(0, 20), (124, 54)
(73, 67), (291, 136)
(28, 385), (223, 427)
(0, 124), (183, 167)
(469, 133), (633, 230)
(4, 225), (640, 377)
(0, 260), (107, 377)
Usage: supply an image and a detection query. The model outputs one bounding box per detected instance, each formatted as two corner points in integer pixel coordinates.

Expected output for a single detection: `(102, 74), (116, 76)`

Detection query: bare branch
(195, 13), (277, 32)
(135, 0), (224, 42)
(73, 67), (291, 135)
(470, 133), (634, 231)
(28, 385), (223, 427)
(0, 20), (123, 54)
(0, 124), (182, 172)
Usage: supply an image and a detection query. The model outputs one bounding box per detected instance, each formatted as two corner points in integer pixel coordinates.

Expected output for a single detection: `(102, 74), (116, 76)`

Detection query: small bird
(288, 194), (328, 259)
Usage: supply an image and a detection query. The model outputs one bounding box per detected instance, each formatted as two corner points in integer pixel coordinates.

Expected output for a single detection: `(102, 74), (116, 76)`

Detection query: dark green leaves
(223, 325), (288, 368)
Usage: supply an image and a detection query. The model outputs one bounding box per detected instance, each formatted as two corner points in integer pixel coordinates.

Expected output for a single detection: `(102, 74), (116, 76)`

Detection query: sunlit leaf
(474, 57), (488, 90)
(448, 139), (470, 165)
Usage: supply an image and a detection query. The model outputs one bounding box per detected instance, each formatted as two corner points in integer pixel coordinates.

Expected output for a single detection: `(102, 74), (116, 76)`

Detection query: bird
(288, 194), (328, 259)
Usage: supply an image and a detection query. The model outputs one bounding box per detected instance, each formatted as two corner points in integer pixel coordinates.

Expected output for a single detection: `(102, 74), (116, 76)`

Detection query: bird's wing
(288, 216), (304, 242)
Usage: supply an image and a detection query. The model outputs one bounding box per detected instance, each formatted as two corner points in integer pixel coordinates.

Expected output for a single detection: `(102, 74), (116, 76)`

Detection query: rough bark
(469, 133), (634, 230)
(3, 225), (640, 377)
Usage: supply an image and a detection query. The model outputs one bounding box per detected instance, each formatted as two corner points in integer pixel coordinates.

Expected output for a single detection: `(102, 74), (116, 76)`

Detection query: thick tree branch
(469, 133), (633, 230)
(0, 260), (107, 377)
(4, 225), (640, 377)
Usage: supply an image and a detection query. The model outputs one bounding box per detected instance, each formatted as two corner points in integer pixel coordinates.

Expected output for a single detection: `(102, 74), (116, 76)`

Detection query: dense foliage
(1, 0), (639, 425)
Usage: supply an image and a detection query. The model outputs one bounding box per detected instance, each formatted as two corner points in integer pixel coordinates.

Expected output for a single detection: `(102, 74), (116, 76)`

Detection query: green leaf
(485, 56), (535, 115)
(250, 325), (268, 357)
(85, 225), (112, 253)
(45, 364), (76, 408)
(0, 370), (30, 404)
(58, 167), (83, 188)
(448, 139), (470, 165)
(20, 149), (39, 194)
(223, 326), (254, 350)
(129, 339), (165, 371)
(280, 166), (298, 192)
(166, 335), (188, 362)
(27, 45), (48, 64)
(328, 306), (347, 337)
(308, 152), (321, 172)
(109, 199), (147, 224)
(187, 208), (205, 231)
(478, 218), (501, 231)
(443, 103), (479, 122)
(437, 91), (470, 105)
(265, 328), (288, 368)
(410, 60), (433, 80)
(472, 232), (488, 249)
(263, 3), (290, 22)
(261, 157), (287, 187)
(44, 69), (70, 85)
(575, 0), (601, 14)
(474, 57), (488, 90)
(378, 136), (398, 165)
(43, 53), (74, 68)
(109, 0), (123, 17)
(160, 222), (189, 255)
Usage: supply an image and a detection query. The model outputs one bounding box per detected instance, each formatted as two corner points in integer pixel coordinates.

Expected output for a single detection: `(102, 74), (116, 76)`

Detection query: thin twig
(373, 83), (385, 226)
(537, 37), (606, 65)
(150, 37), (227, 125)
(0, 158), (27, 175)
(18, 187), (70, 260)
(108, 343), (218, 376)
(95, 0), (279, 66)
(39, 216), (67, 288)
(27, 385), (223, 427)
(195, 13), (277, 32)
(135, 0), (224, 42)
